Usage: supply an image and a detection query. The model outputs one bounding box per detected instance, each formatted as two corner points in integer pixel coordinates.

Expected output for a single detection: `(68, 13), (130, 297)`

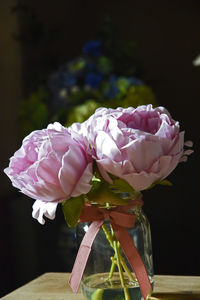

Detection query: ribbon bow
(69, 199), (152, 299)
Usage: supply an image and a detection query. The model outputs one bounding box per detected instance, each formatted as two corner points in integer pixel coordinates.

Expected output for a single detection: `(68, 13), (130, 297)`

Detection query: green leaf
(145, 179), (173, 190)
(62, 196), (84, 227)
(86, 175), (102, 198)
(110, 178), (135, 194)
(92, 175), (101, 183)
(158, 179), (173, 186)
(86, 184), (130, 206)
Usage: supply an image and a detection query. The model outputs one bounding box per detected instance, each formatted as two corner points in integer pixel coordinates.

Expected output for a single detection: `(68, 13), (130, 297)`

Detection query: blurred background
(0, 0), (200, 297)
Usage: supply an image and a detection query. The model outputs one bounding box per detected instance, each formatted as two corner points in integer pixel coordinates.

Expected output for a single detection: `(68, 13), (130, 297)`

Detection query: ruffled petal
(122, 171), (160, 191)
(59, 145), (87, 197)
(32, 200), (58, 224)
(36, 151), (61, 185)
(71, 162), (93, 197)
(122, 137), (163, 172)
(95, 131), (121, 160)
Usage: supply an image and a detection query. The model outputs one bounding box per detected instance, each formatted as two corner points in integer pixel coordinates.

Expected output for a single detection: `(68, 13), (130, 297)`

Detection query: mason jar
(76, 203), (154, 300)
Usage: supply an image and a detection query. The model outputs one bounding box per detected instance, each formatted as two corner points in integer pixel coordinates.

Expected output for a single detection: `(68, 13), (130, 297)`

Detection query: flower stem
(91, 288), (104, 300)
(102, 223), (114, 246)
(101, 224), (135, 282)
(105, 255), (116, 281)
(117, 242), (135, 282)
(113, 232), (131, 300)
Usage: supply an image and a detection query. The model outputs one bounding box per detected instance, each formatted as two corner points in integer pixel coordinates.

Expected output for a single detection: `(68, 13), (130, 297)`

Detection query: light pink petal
(169, 131), (184, 155)
(4, 161), (39, 190)
(150, 155), (173, 179)
(183, 149), (194, 156)
(32, 200), (58, 224)
(122, 160), (135, 174)
(155, 106), (172, 119)
(151, 154), (181, 181)
(97, 162), (113, 184)
(180, 156), (188, 162)
(107, 117), (123, 140)
(47, 122), (63, 131)
(36, 151), (61, 185)
(122, 138), (163, 172)
(97, 158), (123, 178)
(156, 120), (178, 139)
(122, 171), (160, 191)
(21, 180), (66, 202)
(59, 145), (87, 197)
(8, 151), (32, 175)
(95, 131), (121, 160)
(37, 139), (51, 160)
(184, 140), (193, 147)
(71, 162), (93, 197)
(48, 130), (71, 160)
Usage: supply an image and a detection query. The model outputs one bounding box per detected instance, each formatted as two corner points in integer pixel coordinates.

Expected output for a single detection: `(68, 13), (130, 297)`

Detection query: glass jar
(76, 205), (154, 300)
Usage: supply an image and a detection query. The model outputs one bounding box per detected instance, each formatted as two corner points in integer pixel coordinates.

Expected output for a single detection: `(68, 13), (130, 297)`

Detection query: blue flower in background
(59, 72), (77, 88)
(82, 40), (102, 57)
(103, 75), (119, 98)
(49, 69), (77, 91)
(109, 75), (117, 84)
(129, 77), (143, 86)
(48, 69), (77, 105)
(87, 62), (95, 71)
(85, 72), (104, 88)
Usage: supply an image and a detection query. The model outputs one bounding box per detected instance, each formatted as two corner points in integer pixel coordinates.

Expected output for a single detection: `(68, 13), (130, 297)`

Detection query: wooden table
(2, 273), (200, 300)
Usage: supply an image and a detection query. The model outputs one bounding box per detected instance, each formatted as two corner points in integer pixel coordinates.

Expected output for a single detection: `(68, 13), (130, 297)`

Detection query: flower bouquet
(5, 105), (193, 300)
(19, 37), (156, 136)
(47, 39), (156, 127)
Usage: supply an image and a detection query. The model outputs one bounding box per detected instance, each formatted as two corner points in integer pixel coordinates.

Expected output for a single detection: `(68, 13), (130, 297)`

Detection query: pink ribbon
(69, 199), (152, 299)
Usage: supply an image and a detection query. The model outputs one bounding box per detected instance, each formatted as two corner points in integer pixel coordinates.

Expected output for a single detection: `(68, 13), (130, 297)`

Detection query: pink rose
(4, 122), (93, 224)
(81, 105), (193, 191)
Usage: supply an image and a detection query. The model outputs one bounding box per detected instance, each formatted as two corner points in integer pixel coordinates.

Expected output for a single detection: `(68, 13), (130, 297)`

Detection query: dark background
(0, 0), (200, 297)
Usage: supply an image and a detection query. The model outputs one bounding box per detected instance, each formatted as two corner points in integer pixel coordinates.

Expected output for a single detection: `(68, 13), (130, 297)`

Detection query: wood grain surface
(2, 273), (200, 300)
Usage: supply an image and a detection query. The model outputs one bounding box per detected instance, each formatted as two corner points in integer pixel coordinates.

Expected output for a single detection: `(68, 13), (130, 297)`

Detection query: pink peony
(4, 122), (93, 224)
(79, 105), (193, 191)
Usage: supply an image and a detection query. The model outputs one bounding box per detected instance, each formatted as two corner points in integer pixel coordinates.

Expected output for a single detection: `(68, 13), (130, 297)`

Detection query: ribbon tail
(69, 220), (104, 293)
(113, 225), (152, 300)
